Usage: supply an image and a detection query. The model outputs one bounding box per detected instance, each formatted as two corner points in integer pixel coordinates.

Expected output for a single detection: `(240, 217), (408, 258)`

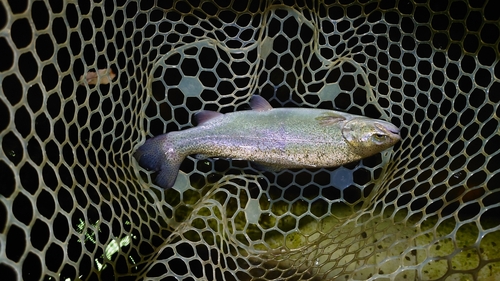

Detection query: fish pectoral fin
(251, 162), (283, 172)
(250, 95), (273, 111)
(315, 113), (346, 126)
(195, 110), (224, 125)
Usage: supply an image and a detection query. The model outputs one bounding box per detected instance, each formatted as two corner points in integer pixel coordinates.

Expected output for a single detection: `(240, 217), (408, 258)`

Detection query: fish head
(342, 118), (401, 158)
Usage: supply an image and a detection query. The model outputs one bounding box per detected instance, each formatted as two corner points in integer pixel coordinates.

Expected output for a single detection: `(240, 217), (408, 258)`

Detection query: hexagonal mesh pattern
(1, 0), (499, 280)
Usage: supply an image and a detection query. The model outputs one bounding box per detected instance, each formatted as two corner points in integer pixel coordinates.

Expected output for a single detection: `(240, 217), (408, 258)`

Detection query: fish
(134, 96), (401, 188)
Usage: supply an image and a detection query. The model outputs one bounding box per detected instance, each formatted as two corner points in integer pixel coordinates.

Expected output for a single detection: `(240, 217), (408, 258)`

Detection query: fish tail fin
(134, 134), (184, 189)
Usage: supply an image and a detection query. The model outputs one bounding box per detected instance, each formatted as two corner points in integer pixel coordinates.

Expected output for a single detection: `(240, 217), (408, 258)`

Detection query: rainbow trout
(135, 96), (400, 188)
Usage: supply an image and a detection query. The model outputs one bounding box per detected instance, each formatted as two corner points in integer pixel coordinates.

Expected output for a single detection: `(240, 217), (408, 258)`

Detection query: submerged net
(1, 0), (499, 280)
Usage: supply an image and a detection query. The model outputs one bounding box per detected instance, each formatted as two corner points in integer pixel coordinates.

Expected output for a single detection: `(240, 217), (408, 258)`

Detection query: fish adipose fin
(250, 95), (273, 111)
(134, 135), (183, 189)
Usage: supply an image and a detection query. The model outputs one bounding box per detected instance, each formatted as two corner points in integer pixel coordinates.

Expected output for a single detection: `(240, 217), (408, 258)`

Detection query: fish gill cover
(0, 0), (499, 280)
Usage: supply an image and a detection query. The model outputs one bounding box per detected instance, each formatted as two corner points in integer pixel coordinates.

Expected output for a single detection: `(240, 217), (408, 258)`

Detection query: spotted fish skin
(134, 96), (401, 188)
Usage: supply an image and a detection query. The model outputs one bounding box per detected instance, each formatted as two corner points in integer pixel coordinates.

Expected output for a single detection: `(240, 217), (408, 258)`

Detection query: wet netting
(1, 0), (499, 280)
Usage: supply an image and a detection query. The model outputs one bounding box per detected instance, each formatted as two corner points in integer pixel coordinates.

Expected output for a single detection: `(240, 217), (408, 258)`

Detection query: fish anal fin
(315, 113), (346, 126)
(195, 110), (224, 125)
(250, 96), (273, 111)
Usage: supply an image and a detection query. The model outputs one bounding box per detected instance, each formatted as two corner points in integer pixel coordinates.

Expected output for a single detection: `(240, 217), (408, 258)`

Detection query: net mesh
(1, 0), (499, 280)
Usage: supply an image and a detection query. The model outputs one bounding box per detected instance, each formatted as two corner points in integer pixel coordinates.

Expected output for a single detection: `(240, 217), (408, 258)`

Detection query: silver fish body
(135, 96), (400, 188)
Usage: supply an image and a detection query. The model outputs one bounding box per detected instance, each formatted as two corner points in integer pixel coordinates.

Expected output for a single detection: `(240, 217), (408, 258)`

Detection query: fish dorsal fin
(250, 96), (273, 111)
(315, 112), (346, 126)
(195, 110), (224, 125)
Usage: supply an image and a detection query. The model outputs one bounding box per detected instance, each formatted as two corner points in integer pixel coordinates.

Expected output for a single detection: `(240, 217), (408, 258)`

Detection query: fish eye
(373, 134), (387, 142)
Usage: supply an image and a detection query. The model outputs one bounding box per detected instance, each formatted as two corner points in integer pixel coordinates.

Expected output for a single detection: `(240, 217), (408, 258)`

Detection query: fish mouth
(375, 122), (401, 139)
